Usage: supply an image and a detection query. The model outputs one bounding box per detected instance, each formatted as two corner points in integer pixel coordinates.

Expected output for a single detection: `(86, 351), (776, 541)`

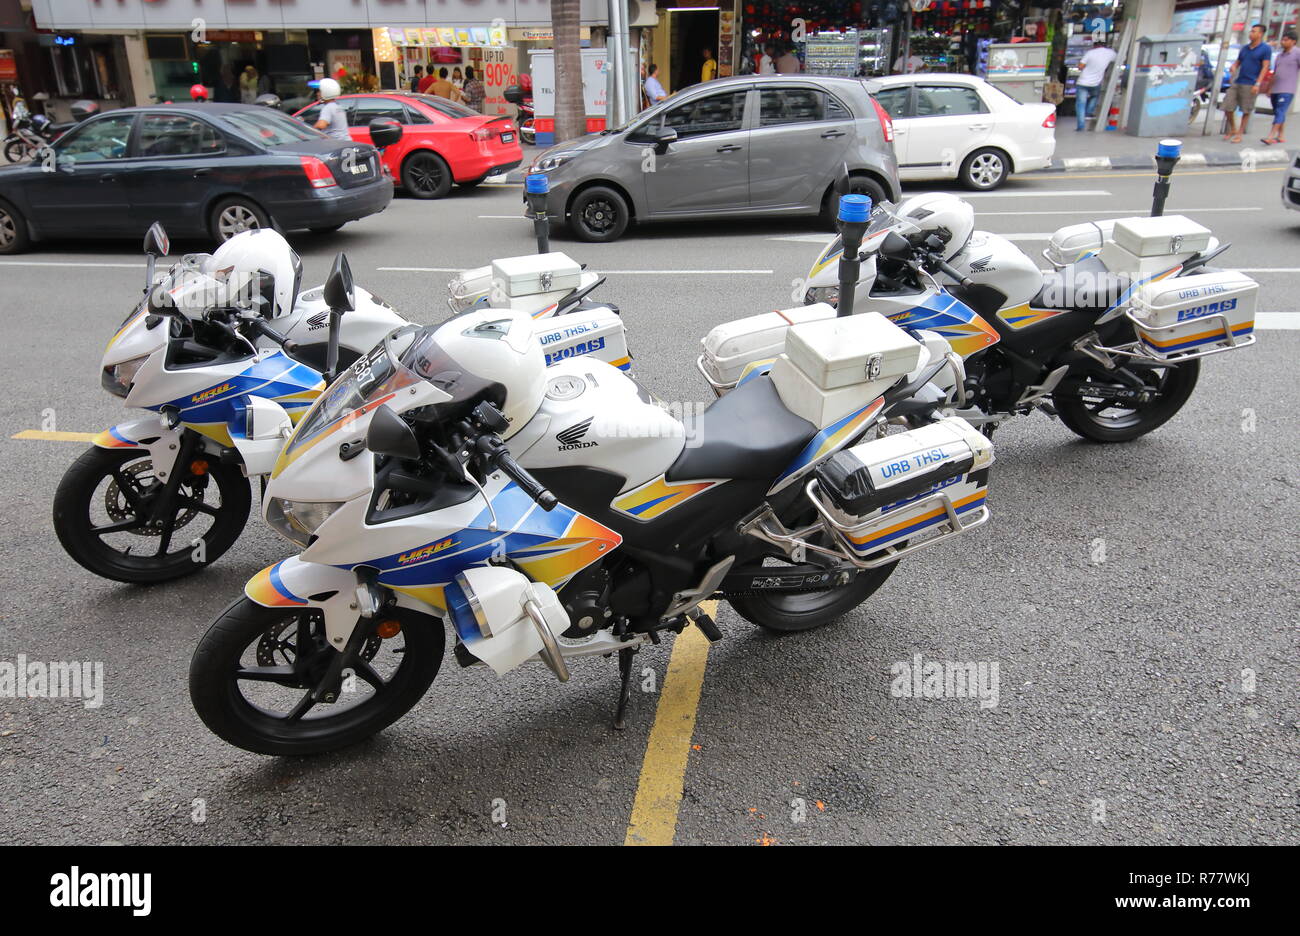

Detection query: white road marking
(980, 207), (1262, 216)
(0, 260), (141, 268)
(767, 234), (837, 243)
(1257, 312), (1300, 329)
(378, 266), (774, 275)
(1230, 268), (1300, 273)
(958, 189), (1112, 198)
(477, 214), (530, 219)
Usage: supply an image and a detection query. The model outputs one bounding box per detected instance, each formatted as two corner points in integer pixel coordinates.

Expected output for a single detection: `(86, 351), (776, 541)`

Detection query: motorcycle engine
(558, 565), (612, 637)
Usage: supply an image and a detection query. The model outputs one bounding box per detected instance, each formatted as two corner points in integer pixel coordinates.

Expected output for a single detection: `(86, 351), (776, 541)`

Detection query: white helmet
(318, 78), (341, 101)
(892, 192), (975, 261)
(415, 309), (546, 439)
(208, 228), (303, 320)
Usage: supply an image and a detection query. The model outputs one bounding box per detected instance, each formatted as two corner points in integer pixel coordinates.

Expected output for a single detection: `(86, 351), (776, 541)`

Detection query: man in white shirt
(643, 64), (667, 106)
(1074, 41), (1118, 130)
(893, 53), (924, 74)
(759, 45), (776, 75)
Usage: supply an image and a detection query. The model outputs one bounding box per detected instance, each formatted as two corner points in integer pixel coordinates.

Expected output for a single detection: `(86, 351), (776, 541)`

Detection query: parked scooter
(188, 204), (996, 754)
(503, 83), (535, 146)
(2, 99), (90, 163)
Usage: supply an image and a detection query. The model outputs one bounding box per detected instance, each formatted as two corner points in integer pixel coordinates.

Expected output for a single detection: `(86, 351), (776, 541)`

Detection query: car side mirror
(143, 221), (170, 258)
(503, 85), (524, 105)
(367, 403), (421, 461)
(368, 117), (403, 149)
(323, 252), (355, 313)
(651, 126), (677, 153)
(881, 231), (913, 261)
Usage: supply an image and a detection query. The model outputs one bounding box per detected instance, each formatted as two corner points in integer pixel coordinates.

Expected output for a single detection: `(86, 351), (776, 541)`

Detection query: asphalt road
(1, 163), (1297, 846)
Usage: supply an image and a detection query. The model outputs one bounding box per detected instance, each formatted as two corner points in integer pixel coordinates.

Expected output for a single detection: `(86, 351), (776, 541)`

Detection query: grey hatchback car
(526, 75), (901, 242)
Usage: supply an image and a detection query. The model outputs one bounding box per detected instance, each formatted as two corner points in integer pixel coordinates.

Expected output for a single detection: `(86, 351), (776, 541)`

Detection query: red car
(294, 92), (521, 199)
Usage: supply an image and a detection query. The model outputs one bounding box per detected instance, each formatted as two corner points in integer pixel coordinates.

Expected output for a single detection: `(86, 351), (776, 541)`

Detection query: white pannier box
(699, 303), (836, 391)
(785, 312), (923, 391)
(1044, 219), (1115, 268)
(491, 252), (583, 298)
(771, 313), (923, 427)
(1128, 270), (1257, 360)
(1112, 215), (1211, 257)
(534, 305), (631, 371)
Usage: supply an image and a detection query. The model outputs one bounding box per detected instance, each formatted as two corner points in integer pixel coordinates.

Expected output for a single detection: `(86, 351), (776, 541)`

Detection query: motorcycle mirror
(323, 253), (355, 313)
(502, 85), (524, 105)
(143, 222), (170, 259)
(881, 231), (913, 261)
(366, 403), (421, 461)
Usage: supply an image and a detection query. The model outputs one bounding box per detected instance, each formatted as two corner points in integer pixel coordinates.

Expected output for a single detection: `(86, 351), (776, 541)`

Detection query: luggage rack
(802, 479), (989, 569)
(1081, 308), (1257, 366)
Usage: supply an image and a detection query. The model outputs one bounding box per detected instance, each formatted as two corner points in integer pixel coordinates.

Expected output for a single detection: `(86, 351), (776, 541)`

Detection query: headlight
(530, 151), (579, 173)
(101, 354), (150, 398)
(267, 498), (342, 548)
(804, 286), (840, 307)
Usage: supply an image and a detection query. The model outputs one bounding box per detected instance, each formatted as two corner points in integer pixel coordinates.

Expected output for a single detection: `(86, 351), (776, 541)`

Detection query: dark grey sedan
(0, 103), (392, 254)
(527, 75), (901, 242)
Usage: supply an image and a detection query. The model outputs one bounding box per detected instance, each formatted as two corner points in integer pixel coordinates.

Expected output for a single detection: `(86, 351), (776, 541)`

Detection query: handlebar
(936, 258), (973, 289)
(244, 317), (298, 352)
(472, 433), (558, 511)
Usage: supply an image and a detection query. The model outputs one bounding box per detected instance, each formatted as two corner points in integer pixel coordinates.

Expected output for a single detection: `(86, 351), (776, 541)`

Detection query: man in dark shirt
(1223, 23), (1272, 143)
(409, 66), (424, 93)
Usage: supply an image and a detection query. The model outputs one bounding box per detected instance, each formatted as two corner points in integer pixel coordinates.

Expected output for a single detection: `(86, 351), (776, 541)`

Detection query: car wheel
(457, 175), (488, 188)
(569, 186), (630, 242)
(821, 175), (888, 228)
(402, 151), (452, 199)
(0, 199), (31, 254)
(960, 148), (1009, 190)
(210, 197), (270, 243)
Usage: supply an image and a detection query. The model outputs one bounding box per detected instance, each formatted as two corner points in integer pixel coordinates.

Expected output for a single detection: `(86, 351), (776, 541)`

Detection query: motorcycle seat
(1032, 255), (1131, 318)
(666, 375), (817, 483)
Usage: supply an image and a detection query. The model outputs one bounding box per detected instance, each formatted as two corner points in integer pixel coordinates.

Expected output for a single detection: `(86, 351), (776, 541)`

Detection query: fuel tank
(949, 231), (1045, 309)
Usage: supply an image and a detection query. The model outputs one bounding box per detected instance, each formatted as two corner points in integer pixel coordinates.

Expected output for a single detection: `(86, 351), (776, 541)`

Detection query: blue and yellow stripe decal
(1139, 320), (1254, 354)
(245, 560), (308, 607)
(613, 475), (721, 521)
(847, 489), (987, 554)
(93, 426), (140, 449)
(885, 293), (1000, 358)
(770, 397), (885, 492)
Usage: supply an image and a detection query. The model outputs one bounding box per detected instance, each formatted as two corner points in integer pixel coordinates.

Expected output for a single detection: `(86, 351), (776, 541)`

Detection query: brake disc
(103, 460), (199, 535)
(256, 616), (382, 667)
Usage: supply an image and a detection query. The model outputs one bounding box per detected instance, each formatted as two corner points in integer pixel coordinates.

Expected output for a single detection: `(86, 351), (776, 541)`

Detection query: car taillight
(471, 126), (493, 142)
(870, 96), (894, 144)
(300, 156), (337, 189)
(1042, 111), (1057, 129)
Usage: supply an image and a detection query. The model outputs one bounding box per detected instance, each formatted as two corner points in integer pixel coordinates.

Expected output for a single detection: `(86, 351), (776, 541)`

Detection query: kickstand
(613, 646), (636, 731)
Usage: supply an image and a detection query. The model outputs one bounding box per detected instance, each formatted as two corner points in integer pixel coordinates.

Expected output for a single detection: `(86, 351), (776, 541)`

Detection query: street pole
(608, 0), (630, 128)
(1204, 0), (1239, 137)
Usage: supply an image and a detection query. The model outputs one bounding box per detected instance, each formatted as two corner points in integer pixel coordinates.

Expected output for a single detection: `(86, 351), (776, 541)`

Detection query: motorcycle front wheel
(53, 444), (250, 584)
(3, 138), (32, 163)
(1053, 359), (1200, 443)
(189, 600), (444, 756)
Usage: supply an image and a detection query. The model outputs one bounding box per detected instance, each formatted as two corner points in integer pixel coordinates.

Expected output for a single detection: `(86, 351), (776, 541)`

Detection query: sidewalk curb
(1036, 147), (1294, 173)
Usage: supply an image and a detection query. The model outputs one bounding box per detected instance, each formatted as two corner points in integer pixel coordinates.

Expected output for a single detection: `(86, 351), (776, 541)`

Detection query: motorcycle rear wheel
(53, 444), (250, 584)
(728, 561), (899, 633)
(1054, 359), (1200, 443)
(3, 138), (32, 163)
(189, 600), (444, 756)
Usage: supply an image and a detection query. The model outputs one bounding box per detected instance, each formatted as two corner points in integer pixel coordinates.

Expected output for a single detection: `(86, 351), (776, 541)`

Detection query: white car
(864, 73), (1057, 190)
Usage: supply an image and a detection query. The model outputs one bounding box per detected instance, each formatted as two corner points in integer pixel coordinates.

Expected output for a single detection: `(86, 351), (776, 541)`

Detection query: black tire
(3, 139), (32, 163)
(0, 198), (30, 254)
(189, 599), (444, 756)
(569, 185), (630, 242)
(53, 444), (251, 584)
(1054, 360), (1200, 443)
(457, 174), (488, 188)
(959, 147), (1010, 190)
(308, 223), (344, 234)
(401, 150), (452, 199)
(210, 196), (271, 242)
(821, 174), (888, 228)
(729, 561), (899, 633)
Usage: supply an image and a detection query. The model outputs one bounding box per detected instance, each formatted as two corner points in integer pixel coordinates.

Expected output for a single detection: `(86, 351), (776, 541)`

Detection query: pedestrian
(893, 51), (924, 74)
(418, 67), (438, 94)
(409, 65), (424, 93)
(776, 45), (801, 74)
(1223, 23), (1272, 144)
(214, 64), (239, 103)
(312, 78), (351, 141)
(701, 48), (717, 83)
(240, 66), (259, 105)
(1074, 40), (1117, 130)
(430, 67), (462, 102)
(759, 44), (776, 75)
(1262, 30), (1299, 144)
(644, 63), (667, 105)
(462, 66), (485, 112)
(452, 67), (464, 93)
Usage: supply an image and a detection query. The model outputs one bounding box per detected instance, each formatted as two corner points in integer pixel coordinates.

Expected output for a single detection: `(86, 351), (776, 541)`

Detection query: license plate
(501, 132), (515, 143)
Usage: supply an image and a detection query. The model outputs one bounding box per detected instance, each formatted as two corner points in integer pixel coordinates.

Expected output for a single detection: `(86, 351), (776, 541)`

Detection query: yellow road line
(12, 429), (97, 442)
(625, 599), (716, 846)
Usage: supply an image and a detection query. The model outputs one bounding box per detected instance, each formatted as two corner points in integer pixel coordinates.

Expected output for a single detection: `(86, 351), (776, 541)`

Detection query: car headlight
(101, 354), (150, 399)
(267, 498), (343, 548)
(530, 151), (579, 173)
(804, 286), (840, 307)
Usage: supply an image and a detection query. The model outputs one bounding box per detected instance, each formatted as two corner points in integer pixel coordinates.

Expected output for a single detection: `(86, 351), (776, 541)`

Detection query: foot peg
(689, 608), (723, 643)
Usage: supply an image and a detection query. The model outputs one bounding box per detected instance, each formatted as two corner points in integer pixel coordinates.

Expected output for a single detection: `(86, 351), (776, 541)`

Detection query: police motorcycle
(790, 175), (1256, 442)
(187, 197), (998, 755)
(52, 224), (414, 585)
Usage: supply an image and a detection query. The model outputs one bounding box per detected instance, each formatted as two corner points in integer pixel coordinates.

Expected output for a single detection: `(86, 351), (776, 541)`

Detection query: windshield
(220, 109), (324, 145)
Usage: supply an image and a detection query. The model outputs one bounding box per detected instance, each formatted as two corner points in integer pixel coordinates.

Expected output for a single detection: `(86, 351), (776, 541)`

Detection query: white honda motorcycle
(188, 253), (996, 755)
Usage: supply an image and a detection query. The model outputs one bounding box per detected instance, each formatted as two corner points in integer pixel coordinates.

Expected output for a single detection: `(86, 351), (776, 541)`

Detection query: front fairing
(102, 301), (168, 368)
